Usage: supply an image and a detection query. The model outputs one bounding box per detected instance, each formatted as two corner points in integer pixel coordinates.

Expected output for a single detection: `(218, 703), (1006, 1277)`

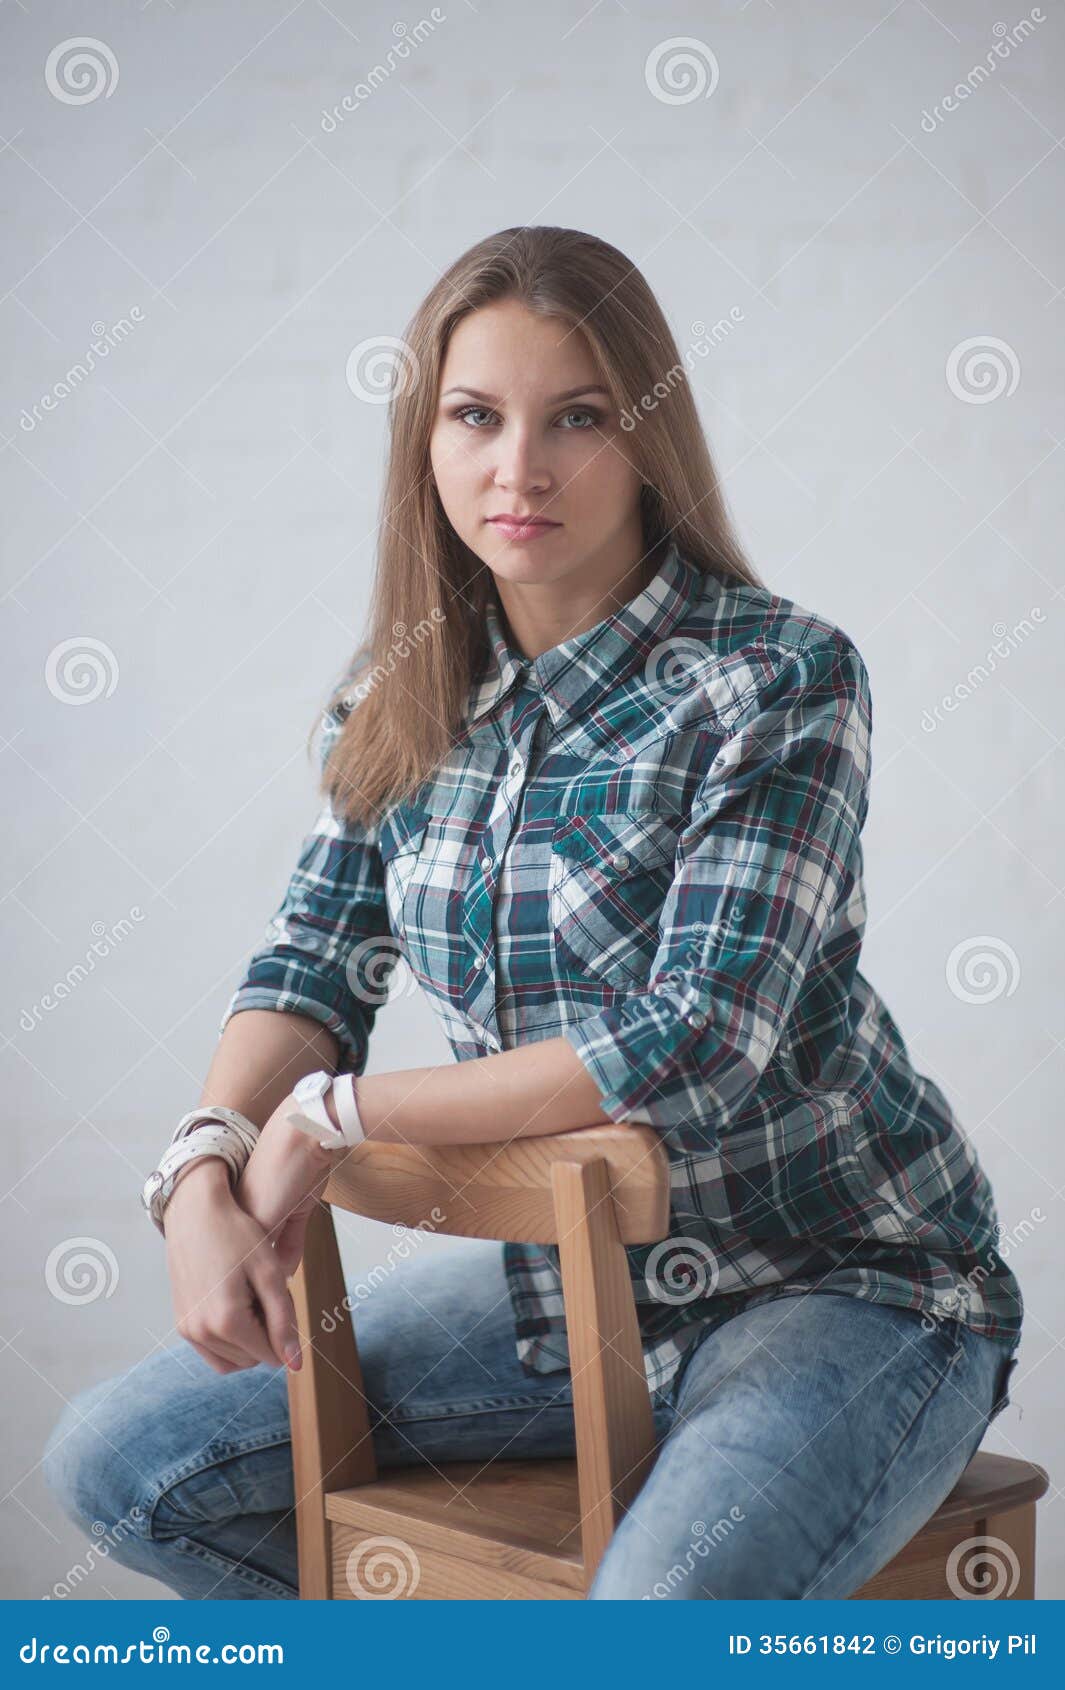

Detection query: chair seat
(326, 1457), (585, 1599)
(323, 1448), (1048, 1600)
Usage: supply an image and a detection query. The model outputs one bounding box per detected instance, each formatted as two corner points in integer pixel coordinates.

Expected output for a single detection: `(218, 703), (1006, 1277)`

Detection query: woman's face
(428, 298), (644, 588)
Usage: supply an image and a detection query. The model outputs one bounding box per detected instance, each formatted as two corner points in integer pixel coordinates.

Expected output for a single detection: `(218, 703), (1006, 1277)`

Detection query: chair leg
(287, 1199), (377, 1599)
(977, 1502), (1036, 1599)
(552, 1157), (659, 1583)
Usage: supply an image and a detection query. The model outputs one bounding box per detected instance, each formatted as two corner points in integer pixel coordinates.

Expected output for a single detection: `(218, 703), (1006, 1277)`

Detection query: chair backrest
(319, 1123), (671, 1242)
(289, 1125), (672, 1586)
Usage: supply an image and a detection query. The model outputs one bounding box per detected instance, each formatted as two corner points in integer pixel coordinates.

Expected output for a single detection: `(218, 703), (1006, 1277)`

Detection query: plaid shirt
(221, 540), (1023, 1403)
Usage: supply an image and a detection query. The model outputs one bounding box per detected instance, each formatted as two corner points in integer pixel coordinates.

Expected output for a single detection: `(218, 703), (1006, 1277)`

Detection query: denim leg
(43, 1238), (655, 1599)
(587, 1290), (1015, 1600)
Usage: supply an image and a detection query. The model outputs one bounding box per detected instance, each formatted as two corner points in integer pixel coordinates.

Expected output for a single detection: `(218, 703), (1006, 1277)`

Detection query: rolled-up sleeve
(562, 636), (872, 1152)
(218, 691), (394, 1074)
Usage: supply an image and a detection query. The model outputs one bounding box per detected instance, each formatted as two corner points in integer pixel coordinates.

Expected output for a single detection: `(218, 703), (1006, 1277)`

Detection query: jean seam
(146, 1432), (292, 1540)
(171, 1534), (298, 1600)
(383, 1391), (575, 1424)
(797, 1327), (966, 1598)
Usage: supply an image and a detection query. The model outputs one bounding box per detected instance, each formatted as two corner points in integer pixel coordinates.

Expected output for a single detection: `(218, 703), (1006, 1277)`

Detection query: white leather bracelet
(142, 1109), (261, 1236)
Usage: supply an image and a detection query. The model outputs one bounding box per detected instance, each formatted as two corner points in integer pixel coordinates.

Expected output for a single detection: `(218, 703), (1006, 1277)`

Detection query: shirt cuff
(562, 982), (720, 1141)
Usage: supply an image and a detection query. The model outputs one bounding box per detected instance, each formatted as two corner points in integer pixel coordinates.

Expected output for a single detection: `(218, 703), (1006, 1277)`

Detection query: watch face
(295, 1071), (330, 1103)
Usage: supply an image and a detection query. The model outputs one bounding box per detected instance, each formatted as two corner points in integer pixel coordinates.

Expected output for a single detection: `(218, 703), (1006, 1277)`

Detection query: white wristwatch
(287, 1070), (366, 1150)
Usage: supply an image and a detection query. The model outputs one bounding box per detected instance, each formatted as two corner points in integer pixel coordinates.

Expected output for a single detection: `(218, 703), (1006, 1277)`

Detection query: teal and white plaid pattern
(221, 540), (1023, 1403)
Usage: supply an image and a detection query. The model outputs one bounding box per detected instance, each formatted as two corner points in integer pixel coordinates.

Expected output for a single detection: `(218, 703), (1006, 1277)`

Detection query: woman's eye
(450, 404), (604, 430)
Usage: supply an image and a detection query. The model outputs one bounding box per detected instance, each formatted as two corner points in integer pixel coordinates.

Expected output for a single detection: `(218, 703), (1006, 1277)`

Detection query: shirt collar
(466, 537), (709, 731)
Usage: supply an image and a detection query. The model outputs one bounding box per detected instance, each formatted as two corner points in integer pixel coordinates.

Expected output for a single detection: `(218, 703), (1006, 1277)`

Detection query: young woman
(43, 226), (1022, 1601)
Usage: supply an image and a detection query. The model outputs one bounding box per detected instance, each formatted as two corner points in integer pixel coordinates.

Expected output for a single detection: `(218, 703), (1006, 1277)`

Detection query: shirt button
(653, 982), (670, 997)
(610, 851), (631, 872)
(684, 1009), (708, 1030)
(509, 756), (523, 778)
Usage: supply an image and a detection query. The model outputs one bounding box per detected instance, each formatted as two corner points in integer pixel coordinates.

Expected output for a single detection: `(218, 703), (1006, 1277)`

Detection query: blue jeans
(41, 1238), (1017, 1600)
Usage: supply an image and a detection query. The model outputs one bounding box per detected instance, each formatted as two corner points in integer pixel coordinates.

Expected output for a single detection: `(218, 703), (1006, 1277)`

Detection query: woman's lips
(486, 516), (562, 543)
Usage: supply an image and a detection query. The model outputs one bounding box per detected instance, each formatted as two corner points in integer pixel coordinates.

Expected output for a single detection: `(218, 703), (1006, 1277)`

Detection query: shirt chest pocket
(548, 806), (682, 990)
(377, 804), (430, 943)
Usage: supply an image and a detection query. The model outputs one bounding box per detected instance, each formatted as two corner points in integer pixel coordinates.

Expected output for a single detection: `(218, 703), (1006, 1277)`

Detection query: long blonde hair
(314, 224), (763, 827)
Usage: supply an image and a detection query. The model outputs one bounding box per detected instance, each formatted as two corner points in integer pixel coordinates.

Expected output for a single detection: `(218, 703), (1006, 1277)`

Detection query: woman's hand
(234, 1097), (338, 1279)
(163, 1158), (306, 1376)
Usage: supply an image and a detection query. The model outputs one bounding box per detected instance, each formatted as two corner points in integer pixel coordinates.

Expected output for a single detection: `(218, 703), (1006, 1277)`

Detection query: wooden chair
(286, 1125), (1047, 1600)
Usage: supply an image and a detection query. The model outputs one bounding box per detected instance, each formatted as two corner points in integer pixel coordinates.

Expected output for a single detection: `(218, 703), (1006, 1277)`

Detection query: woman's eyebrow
(439, 384), (611, 404)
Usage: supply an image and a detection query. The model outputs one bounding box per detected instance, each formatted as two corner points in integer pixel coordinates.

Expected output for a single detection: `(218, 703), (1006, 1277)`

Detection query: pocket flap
(551, 808), (680, 875)
(377, 804), (430, 864)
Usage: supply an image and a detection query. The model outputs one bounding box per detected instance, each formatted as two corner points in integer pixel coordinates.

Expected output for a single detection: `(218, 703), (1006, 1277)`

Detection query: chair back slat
(321, 1124), (671, 1244)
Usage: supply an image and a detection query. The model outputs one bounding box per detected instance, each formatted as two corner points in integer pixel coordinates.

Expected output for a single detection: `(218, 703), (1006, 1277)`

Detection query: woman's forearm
(351, 1036), (616, 1146)
(198, 1008), (342, 1126)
